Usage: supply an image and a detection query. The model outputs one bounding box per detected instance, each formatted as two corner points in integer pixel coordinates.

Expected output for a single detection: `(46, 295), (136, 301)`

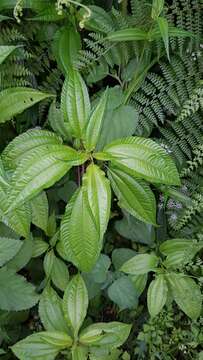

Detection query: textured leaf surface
(147, 275), (168, 317)
(63, 274), (88, 337)
(107, 28), (148, 41)
(120, 254), (159, 275)
(30, 191), (49, 233)
(0, 237), (22, 266)
(48, 102), (71, 141)
(104, 137), (180, 185)
(0, 267), (39, 311)
(108, 166), (156, 224)
(11, 331), (72, 360)
(0, 45), (19, 65)
(51, 255), (69, 291)
(0, 88), (55, 124)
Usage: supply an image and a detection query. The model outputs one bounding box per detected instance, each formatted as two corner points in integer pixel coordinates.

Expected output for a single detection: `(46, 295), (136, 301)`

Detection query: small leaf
(79, 322), (132, 348)
(0, 87), (55, 124)
(51, 256), (69, 291)
(85, 88), (108, 151)
(0, 45), (20, 65)
(63, 274), (88, 338)
(166, 273), (202, 320)
(44, 250), (55, 278)
(39, 285), (69, 333)
(120, 254), (159, 275)
(147, 275), (168, 317)
(131, 274), (148, 296)
(0, 267), (39, 311)
(0, 237), (22, 266)
(157, 17), (169, 60)
(151, 0), (164, 19)
(61, 69), (90, 138)
(108, 276), (138, 310)
(32, 238), (49, 258)
(11, 331), (72, 360)
(48, 102), (71, 141)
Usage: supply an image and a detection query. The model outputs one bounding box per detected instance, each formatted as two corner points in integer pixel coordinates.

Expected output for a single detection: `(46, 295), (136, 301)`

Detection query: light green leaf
(44, 250), (55, 278)
(32, 238), (49, 258)
(120, 254), (159, 275)
(107, 28), (148, 42)
(79, 322), (132, 348)
(11, 331), (72, 360)
(72, 346), (88, 360)
(166, 273), (202, 320)
(51, 255), (69, 291)
(0, 267), (39, 311)
(0, 88), (55, 124)
(63, 274), (88, 338)
(2, 129), (62, 171)
(7, 144), (88, 211)
(108, 166), (156, 224)
(85, 89), (108, 151)
(131, 274), (148, 296)
(0, 237), (22, 266)
(61, 69), (90, 138)
(147, 275), (168, 317)
(52, 25), (81, 74)
(6, 236), (33, 271)
(103, 137), (180, 185)
(112, 248), (136, 271)
(30, 191), (49, 234)
(108, 276), (138, 310)
(157, 17), (169, 60)
(39, 285), (69, 333)
(151, 0), (164, 19)
(0, 45), (20, 65)
(48, 102), (71, 141)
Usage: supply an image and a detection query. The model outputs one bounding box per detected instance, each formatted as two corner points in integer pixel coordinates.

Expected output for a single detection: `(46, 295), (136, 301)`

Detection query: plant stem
(121, 0), (128, 16)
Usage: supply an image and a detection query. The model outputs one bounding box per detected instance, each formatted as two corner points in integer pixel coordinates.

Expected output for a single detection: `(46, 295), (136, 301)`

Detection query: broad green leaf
(6, 236), (33, 271)
(2, 129), (62, 171)
(52, 25), (81, 74)
(79, 322), (132, 348)
(147, 275), (168, 317)
(63, 274), (88, 338)
(83, 254), (111, 284)
(131, 274), (148, 296)
(120, 254), (159, 275)
(157, 17), (169, 60)
(107, 28), (148, 42)
(32, 238), (49, 258)
(7, 144), (88, 211)
(0, 237), (22, 266)
(0, 267), (39, 311)
(0, 88), (55, 124)
(103, 137), (180, 185)
(39, 285), (69, 333)
(0, 45), (20, 65)
(85, 89), (108, 151)
(30, 191), (49, 234)
(108, 166), (156, 224)
(11, 331), (72, 360)
(151, 0), (164, 19)
(61, 69), (90, 138)
(108, 276), (138, 310)
(72, 346), (88, 360)
(166, 273), (202, 320)
(51, 255), (69, 291)
(48, 102), (71, 141)
(112, 248), (136, 271)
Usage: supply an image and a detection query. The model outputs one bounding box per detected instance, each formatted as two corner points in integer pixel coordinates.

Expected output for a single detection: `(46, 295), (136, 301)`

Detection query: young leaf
(107, 165), (156, 225)
(166, 273), (202, 320)
(0, 45), (20, 65)
(157, 17), (169, 60)
(44, 250), (55, 278)
(0, 267), (39, 311)
(85, 88), (108, 151)
(32, 238), (49, 258)
(61, 69), (90, 138)
(103, 137), (180, 185)
(30, 191), (49, 234)
(0, 88), (55, 124)
(107, 28), (148, 42)
(151, 0), (164, 19)
(39, 285), (69, 333)
(51, 256), (69, 291)
(63, 274), (88, 338)
(48, 102), (71, 141)
(120, 254), (159, 275)
(7, 144), (88, 211)
(11, 331), (73, 360)
(79, 322), (132, 348)
(147, 275), (168, 317)
(0, 237), (22, 266)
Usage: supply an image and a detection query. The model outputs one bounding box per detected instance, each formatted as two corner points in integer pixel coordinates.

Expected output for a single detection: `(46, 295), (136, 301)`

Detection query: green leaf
(7, 144), (88, 211)
(108, 166), (156, 225)
(51, 255), (69, 291)
(63, 274), (88, 338)
(52, 25), (81, 74)
(157, 17), (169, 60)
(120, 254), (159, 275)
(48, 102), (71, 141)
(147, 275), (168, 317)
(79, 322), (132, 348)
(103, 137), (180, 185)
(28, 4), (66, 21)
(0, 45), (20, 65)
(2, 129), (62, 171)
(39, 285), (69, 333)
(11, 331), (72, 360)
(0, 267), (39, 311)
(61, 69), (90, 138)
(107, 28), (148, 42)
(6, 236), (33, 271)
(30, 191), (49, 234)
(44, 250), (55, 278)
(130, 274), (148, 296)
(166, 273), (202, 320)
(32, 238), (49, 258)
(78, 5), (114, 33)
(151, 0), (164, 19)
(0, 237), (22, 266)
(83, 254), (111, 284)
(108, 276), (138, 310)
(85, 88), (108, 151)
(72, 347), (88, 360)
(112, 248), (136, 271)
(0, 88), (55, 124)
